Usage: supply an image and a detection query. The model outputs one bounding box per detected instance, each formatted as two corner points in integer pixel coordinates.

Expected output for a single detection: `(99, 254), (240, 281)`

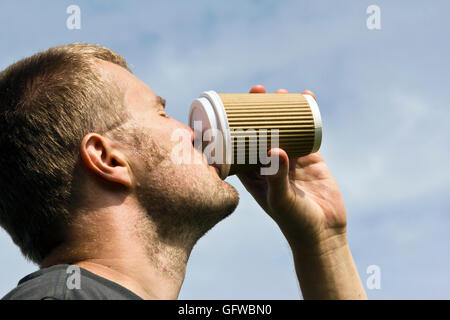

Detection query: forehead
(95, 59), (159, 114)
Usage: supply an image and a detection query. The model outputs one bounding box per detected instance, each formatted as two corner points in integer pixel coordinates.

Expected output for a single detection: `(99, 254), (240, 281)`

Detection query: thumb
(265, 148), (290, 198)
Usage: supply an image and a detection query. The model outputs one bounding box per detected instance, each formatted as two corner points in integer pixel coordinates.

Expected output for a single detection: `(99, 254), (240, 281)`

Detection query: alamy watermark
(366, 5), (381, 30)
(366, 264), (381, 290)
(66, 265), (81, 290)
(66, 5), (81, 30)
(169, 121), (280, 176)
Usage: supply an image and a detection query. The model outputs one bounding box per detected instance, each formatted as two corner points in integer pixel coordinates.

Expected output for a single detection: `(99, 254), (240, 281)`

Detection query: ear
(80, 133), (132, 188)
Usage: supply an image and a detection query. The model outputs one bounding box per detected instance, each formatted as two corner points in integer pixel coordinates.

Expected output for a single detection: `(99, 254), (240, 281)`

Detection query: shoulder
(2, 264), (142, 300)
(2, 265), (68, 300)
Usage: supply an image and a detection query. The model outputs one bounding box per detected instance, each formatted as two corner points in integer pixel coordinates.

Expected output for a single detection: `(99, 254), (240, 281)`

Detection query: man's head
(0, 43), (239, 265)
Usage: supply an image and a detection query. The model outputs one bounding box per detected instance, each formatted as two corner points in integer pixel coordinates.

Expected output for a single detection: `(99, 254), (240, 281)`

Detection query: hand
(237, 85), (348, 255)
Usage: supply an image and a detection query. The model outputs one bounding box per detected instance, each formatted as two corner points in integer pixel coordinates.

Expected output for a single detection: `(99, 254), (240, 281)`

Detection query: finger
(302, 89), (317, 101)
(237, 167), (264, 184)
(266, 147), (290, 197)
(249, 85), (266, 93)
(275, 88), (289, 94)
(295, 151), (324, 167)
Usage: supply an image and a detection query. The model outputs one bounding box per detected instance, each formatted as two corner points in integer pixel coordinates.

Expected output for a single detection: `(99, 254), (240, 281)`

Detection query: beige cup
(189, 91), (322, 179)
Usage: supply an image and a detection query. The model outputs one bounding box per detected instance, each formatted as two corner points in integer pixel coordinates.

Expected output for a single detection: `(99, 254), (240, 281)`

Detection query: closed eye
(158, 110), (169, 118)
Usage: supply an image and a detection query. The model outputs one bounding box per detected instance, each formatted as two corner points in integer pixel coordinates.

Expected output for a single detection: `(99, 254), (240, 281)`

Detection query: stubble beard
(132, 132), (240, 250)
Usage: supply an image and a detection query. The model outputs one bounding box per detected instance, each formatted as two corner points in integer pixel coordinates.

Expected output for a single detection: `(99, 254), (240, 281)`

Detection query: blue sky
(0, 0), (449, 299)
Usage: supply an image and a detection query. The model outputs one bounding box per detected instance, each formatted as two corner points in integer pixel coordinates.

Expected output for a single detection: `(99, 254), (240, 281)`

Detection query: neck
(40, 200), (196, 300)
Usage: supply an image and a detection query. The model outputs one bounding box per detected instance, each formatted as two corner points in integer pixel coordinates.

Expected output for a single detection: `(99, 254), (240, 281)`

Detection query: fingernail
(302, 90), (316, 101)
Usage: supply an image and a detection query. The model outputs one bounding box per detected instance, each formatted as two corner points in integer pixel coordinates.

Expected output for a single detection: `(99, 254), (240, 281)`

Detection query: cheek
(142, 120), (178, 150)
(161, 126), (194, 158)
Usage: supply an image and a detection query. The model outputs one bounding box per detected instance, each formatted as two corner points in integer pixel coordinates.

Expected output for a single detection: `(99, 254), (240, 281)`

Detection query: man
(0, 43), (366, 300)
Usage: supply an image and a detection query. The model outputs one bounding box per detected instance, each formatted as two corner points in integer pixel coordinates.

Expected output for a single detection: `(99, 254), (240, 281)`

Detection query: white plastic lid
(189, 91), (231, 179)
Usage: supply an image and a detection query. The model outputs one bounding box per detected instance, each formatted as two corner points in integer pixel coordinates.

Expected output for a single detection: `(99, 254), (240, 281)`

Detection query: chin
(196, 166), (240, 218)
(216, 181), (240, 219)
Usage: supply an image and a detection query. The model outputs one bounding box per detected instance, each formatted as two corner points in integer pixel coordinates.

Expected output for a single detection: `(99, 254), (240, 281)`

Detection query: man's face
(98, 60), (239, 242)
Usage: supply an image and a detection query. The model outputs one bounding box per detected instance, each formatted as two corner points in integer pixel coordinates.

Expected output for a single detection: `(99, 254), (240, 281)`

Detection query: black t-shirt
(2, 264), (142, 300)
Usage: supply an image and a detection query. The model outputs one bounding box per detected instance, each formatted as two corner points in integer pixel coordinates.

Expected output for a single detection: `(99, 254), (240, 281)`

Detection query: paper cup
(189, 91), (322, 179)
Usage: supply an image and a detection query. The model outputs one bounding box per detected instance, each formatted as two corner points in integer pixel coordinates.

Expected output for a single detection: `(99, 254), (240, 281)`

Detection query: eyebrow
(157, 96), (166, 109)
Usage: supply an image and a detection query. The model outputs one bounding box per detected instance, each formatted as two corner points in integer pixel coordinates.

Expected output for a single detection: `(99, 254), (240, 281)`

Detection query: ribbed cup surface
(218, 93), (316, 175)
